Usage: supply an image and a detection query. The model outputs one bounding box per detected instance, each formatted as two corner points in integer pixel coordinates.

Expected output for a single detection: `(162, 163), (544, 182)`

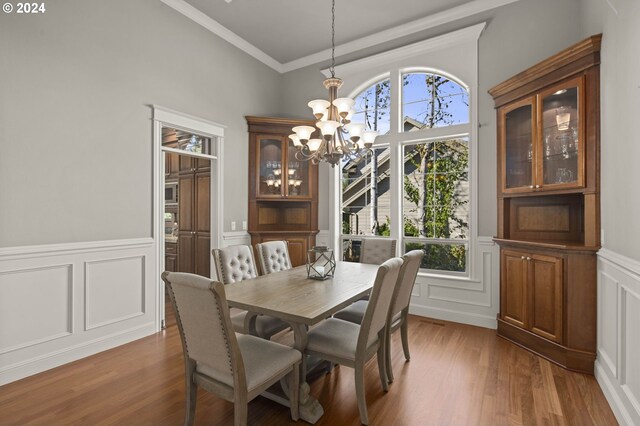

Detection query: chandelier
(289, 0), (378, 167)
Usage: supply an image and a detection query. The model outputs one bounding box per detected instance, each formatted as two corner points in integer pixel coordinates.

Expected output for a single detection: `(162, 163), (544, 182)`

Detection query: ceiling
(183, 0), (476, 64)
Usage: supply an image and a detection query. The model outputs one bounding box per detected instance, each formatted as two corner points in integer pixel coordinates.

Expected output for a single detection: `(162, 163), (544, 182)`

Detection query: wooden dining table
(224, 261), (380, 424)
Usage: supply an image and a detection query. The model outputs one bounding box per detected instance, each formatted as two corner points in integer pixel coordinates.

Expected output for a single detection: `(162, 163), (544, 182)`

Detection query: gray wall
(279, 0), (582, 237)
(0, 0), (281, 247)
(580, 0), (640, 261)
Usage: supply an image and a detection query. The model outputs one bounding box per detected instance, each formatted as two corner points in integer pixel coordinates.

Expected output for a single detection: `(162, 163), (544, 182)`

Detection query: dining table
(224, 260), (380, 424)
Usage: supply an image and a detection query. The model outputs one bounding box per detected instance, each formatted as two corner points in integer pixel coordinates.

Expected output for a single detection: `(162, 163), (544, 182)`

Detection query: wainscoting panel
(0, 238), (156, 386)
(408, 236), (499, 329)
(85, 256), (145, 330)
(596, 249), (640, 425)
(0, 264), (72, 354)
(622, 286), (640, 416)
(598, 272), (619, 377)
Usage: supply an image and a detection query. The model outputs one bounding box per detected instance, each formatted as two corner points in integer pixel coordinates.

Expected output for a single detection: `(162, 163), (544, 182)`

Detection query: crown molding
(161, 0), (519, 74)
(321, 22), (486, 78)
(284, 0), (516, 73)
(159, 0), (285, 72)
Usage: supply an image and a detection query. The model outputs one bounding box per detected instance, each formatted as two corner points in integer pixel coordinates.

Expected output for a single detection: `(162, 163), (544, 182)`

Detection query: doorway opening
(153, 106), (225, 331)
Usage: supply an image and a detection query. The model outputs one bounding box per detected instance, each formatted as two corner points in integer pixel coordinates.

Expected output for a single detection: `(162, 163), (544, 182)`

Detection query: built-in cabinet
(501, 248), (563, 344)
(165, 151), (180, 180)
(490, 34), (601, 374)
(177, 156), (210, 277)
(247, 116), (319, 267)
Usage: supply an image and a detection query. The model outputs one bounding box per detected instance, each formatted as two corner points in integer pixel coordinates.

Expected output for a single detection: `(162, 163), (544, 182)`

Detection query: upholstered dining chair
(359, 237), (397, 265)
(255, 240), (292, 275)
(332, 250), (424, 383)
(357, 237), (397, 302)
(304, 257), (403, 425)
(212, 245), (289, 340)
(162, 271), (301, 426)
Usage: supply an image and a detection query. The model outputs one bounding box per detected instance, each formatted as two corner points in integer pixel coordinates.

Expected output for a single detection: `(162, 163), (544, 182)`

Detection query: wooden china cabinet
(489, 34), (601, 374)
(246, 116), (319, 267)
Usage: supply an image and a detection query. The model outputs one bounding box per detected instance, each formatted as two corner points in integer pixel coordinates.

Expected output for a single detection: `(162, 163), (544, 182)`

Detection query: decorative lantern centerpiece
(307, 246), (336, 280)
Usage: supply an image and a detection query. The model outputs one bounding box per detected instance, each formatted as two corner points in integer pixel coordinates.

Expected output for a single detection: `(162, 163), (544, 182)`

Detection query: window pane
(405, 241), (467, 272)
(342, 238), (362, 262)
(352, 79), (391, 135)
(162, 127), (213, 155)
(402, 73), (469, 131)
(402, 138), (469, 239)
(341, 147), (390, 236)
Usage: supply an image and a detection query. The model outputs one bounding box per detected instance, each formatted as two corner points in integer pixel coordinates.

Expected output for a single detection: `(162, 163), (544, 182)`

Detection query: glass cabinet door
(539, 76), (583, 188)
(503, 98), (535, 192)
(285, 140), (310, 198)
(257, 136), (285, 198)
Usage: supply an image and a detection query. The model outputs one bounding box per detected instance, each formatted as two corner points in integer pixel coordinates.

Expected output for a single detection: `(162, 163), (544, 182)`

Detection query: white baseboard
(595, 359), (637, 426)
(0, 322), (156, 386)
(409, 303), (497, 329)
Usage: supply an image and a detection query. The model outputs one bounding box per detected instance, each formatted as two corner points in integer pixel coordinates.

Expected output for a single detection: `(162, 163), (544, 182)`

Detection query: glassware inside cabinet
(287, 140), (309, 197)
(542, 86), (579, 185)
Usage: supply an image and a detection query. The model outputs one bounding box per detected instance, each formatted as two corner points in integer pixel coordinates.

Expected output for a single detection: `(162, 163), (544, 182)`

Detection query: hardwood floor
(0, 316), (616, 425)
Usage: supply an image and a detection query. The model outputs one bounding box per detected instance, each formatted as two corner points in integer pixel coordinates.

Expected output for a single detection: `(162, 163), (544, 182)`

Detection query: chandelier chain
(330, 0), (335, 77)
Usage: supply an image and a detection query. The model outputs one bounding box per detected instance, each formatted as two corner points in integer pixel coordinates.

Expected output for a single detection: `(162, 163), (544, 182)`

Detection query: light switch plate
(242, 221), (247, 230)
(231, 221), (236, 231)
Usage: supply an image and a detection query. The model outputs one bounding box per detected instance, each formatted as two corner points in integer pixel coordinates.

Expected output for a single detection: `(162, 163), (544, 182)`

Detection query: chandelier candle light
(290, 0), (378, 166)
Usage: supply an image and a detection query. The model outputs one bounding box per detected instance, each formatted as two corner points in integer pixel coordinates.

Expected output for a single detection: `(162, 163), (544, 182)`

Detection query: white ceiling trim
(161, 0), (519, 74)
(321, 23), (487, 79)
(159, 0), (284, 72)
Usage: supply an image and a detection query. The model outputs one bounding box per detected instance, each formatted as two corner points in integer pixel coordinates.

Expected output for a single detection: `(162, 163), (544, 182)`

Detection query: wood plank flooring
(0, 315), (616, 425)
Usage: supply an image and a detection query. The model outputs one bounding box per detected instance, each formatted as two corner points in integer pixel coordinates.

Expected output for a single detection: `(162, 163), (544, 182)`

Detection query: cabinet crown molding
(488, 34), (602, 107)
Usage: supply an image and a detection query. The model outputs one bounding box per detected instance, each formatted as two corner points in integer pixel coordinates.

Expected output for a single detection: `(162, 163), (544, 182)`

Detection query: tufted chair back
(212, 245), (259, 285)
(359, 238), (397, 265)
(255, 241), (292, 275)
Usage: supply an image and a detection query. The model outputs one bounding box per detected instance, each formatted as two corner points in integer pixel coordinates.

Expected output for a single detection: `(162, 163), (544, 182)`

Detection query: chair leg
(289, 365), (300, 421)
(184, 360), (197, 426)
(400, 313), (410, 361)
(376, 327), (389, 392)
(355, 362), (369, 425)
(385, 326), (394, 384)
(234, 402), (248, 426)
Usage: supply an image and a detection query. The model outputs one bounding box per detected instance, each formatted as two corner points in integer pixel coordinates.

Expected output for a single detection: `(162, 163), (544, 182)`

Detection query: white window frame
(329, 23), (484, 280)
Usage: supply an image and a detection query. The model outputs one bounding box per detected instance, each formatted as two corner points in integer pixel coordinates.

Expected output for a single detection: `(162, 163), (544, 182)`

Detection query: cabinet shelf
(493, 238), (600, 252)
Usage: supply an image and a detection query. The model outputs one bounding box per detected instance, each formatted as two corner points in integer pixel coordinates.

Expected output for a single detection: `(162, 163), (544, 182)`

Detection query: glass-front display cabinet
(490, 34), (601, 374)
(499, 76), (584, 194)
(247, 116), (319, 268)
(256, 135), (312, 200)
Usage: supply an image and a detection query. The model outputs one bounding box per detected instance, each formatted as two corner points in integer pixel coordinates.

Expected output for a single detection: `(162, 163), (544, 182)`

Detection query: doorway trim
(152, 105), (225, 331)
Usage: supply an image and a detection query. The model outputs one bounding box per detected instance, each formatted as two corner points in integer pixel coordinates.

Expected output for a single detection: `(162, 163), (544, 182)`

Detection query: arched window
(339, 71), (471, 274)
(401, 72), (469, 130)
(350, 78), (391, 135)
